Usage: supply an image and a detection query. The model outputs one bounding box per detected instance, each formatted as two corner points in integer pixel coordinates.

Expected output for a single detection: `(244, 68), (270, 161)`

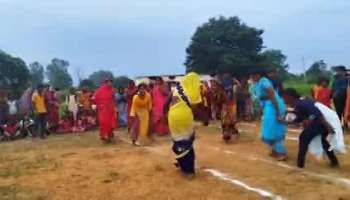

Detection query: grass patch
(0, 154), (59, 178)
(0, 184), (44, 200)
(284, 79), (312, 97)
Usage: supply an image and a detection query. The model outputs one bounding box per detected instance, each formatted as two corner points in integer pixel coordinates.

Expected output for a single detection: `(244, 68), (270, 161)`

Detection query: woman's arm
(266, 88), (281, 121)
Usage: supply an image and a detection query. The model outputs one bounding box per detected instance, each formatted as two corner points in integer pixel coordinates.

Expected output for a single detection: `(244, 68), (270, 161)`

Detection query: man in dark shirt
(282, 88), (339, 168)
(331, 66), (348, 120)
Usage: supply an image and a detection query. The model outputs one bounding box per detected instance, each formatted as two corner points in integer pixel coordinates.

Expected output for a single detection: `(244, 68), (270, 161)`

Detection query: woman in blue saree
(251, 68), (287, 161)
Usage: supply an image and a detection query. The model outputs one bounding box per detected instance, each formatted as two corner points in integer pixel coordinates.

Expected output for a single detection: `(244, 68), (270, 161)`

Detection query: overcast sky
(0, 0), (349, 82)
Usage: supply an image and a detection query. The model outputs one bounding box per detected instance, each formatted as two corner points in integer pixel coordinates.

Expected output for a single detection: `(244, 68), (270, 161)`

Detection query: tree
(185, 16), (264, 75)
(305, 60), (331, 83)
(46, 58), (73, 89)
(29, 62), (44, 88)
(79, 79), (96, 90)
(259, 49), (289, 80)
(0, 50), (30, 97)
(114, 76), (131, 88)
(88, 70), (114, 87)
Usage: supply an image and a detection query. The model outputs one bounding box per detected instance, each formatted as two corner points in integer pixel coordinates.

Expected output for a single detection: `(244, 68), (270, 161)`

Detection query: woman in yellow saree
(164, 72), (202, 177)
(130, 84), (152, 146)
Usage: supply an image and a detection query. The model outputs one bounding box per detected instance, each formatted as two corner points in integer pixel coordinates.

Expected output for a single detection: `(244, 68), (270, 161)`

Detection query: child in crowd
(282, 88), (344, 168)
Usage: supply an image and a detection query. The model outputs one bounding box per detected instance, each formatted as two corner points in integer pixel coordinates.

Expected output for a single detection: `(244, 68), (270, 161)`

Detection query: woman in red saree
(46, 87), (60, 132)
(93, 79), (117, 142)
(151, 77), (169, 136)
(127, 81), (137, 132)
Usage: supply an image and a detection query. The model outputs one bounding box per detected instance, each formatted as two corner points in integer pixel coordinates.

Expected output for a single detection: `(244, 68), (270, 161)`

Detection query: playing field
(0, 122), (349, 200)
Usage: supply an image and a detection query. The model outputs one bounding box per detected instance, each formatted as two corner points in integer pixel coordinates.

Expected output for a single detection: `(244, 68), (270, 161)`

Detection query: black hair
(249, 67), (267, 76)
(317, 77), (329, 85)
(137, 83), (148, 91)
(37, 84), (44, 90)
(282, 88), (300, 99)
(332, 65), (346, 72)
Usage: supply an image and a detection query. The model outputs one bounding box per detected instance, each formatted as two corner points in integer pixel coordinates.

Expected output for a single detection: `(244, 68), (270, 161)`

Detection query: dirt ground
(0, 122), (350, 200)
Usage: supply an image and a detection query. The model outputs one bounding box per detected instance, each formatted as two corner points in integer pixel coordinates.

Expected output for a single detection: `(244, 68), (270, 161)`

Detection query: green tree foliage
(259, 49), (289, 80)
(0, 50), (30, 97)
(88, 70), (114, 87)
(305, 60), (331, 83)
(114, 76), (131, 88)
(46, 58), (73, 89)
(79, 79), (96, 90)
(29, 61), (44, 88)
(185, 16), (264, 75)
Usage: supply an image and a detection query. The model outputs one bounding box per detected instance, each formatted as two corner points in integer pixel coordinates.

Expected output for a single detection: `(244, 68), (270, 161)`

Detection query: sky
(0, 0), (349, 82)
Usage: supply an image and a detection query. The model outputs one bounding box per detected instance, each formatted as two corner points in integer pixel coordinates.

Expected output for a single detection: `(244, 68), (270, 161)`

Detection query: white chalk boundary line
(117, 136), (285, 199)
(211, 147), (350, 188)
(205, 169), (285, 200)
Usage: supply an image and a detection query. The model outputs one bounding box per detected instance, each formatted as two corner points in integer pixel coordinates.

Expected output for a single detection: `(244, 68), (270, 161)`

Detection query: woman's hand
(326, 125), (335, 135)
(276, 114), (284, 123)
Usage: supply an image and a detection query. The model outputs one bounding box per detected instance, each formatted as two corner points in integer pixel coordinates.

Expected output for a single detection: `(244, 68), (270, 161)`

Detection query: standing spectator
(126, 81), (137, 132)
(67, 88), (79, 127)
(32, 85), (48, 139)
(7, 93), (18, 124)
(0, 90), (9, 125)
(115, 87), (128, 127)
(332, 66), (348, 120)
(46, 87), (60, 131)
(151, 77), (169, 135)
(18, 87), (34, 118)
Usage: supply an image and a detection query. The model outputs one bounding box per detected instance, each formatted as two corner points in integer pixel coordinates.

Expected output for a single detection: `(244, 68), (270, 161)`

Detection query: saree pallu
(97, 104), (116, 139)
(46, 91), (59, 128)
(131, 108), (150, 144)
(94, 84), (117, 140)
(260, 100), (286, 144)
(221, 100), (238, 142)
(151, 86), (169, 135)
(127, 90), (137, 131)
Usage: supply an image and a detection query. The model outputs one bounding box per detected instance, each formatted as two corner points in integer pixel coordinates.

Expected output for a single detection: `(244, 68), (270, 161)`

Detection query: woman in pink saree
(151, 77), (169, 136)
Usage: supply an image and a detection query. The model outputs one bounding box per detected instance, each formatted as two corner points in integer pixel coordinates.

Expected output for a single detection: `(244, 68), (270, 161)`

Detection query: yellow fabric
(136, 108), (150, 144)
(32, 92), (47, 114)
(168, 101), (194, 140)
(181, 72), (202, 105)
(168, 72), (202, 140)
(130, 93), (152, 145)
(130, 93), (152, 117)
